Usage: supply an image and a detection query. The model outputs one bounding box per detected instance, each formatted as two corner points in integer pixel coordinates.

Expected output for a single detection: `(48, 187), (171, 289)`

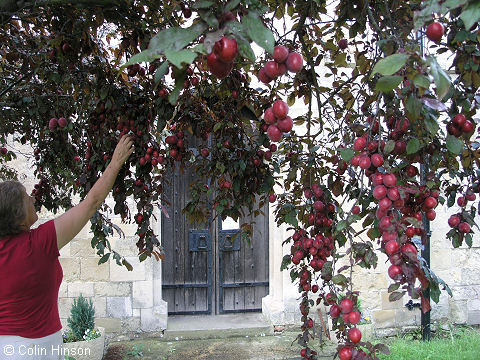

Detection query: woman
(0, 134), (134, 359)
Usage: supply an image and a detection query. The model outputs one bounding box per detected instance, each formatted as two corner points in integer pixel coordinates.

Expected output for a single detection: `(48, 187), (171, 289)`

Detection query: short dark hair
(0, 181), (27, 237)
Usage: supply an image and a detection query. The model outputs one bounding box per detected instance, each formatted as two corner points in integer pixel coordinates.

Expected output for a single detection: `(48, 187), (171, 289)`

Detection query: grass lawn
(377, 326), (480, 360)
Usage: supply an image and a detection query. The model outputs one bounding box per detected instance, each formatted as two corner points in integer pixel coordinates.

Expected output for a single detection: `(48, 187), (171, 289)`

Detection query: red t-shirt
(0, 220), (63, 338)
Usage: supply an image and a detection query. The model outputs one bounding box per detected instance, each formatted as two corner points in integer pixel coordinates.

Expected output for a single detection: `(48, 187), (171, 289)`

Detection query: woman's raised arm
(54, 135), (134, 250)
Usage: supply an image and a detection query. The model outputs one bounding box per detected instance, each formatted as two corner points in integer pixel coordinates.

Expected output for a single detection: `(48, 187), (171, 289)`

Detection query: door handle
(224, 235), (233, 249)
(198, 235), (207, 250)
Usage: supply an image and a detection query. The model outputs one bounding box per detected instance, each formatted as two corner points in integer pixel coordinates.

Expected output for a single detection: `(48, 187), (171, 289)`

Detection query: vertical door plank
(244, 213), (256, 310)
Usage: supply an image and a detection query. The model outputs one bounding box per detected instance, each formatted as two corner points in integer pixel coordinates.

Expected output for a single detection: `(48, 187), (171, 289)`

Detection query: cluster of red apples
(48, 116), (68, 131)
(164, 131), (186, 163)
(264, 100), (293, 142)
(448, 190), (476, 235)
(326, 295), (363, 360)
(258, 45), (303, 83)
(447, 113), (475, 138)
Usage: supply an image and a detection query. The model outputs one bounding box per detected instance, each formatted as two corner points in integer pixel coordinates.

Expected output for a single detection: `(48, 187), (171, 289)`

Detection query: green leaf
(338, 148), (355, 162)
(406, 94), (422, 120)
(371, 53), (409, 77)
(225, 20), (246, 35)
(216, 162), (225, 173)
(236, 38), (256, 62)
(198, 10), (219, 28)
(465, 233), (473, 247)
(285, 209), (298, 227)
(388, 283), (401, 293)
(424, 116), (439, 135)
(192, 0), (215, 9)
(168, 72), (185, 105)
(375, 75), (403, 92)
(331, 274), (348, 286)
(430, 281), (441, 303)
(460, 1), (480, 31)
(154, 61), (169, 85)
(336, 220), (347, 232)
(120, 49), (156, 69)
(413, 74), (431, 89)
(384, 140), (395, 155)
(389, 291), (405, 302)
(149, 22), (208, 53)
(290, 269), (298, 282)
(446, 135), (464, 155)
(98, 253), (110, 265)
(406, 138), (420, 155)
(213, 122), (223, 132)
(242, 12), (275, 55)
(165, 49), (198, 69)
(280, 254), (291, 271)
(225, 0), (241, 12)
(428, 56), (451, 100)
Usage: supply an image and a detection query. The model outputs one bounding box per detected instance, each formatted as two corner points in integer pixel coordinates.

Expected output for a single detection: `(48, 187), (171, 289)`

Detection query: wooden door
(161, 163), (269, 315)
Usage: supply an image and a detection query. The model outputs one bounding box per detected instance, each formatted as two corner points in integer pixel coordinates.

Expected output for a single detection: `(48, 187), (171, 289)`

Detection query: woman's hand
(111, 134), (134, 169)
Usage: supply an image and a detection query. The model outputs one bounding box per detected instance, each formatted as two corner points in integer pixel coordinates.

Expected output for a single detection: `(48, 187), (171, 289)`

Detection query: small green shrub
(66, 294), (95, 341)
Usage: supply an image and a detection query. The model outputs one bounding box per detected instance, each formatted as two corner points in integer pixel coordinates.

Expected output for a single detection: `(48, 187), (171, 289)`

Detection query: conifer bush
(66, 294), (95, 341)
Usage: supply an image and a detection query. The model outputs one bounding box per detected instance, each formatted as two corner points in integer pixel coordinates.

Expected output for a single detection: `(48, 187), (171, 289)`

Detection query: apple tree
(1, 0), (480, 359)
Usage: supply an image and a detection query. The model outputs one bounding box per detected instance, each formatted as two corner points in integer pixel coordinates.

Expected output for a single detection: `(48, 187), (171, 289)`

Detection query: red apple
(373, 185), (387, 200)
(424, 196), (437, 209)
(49, 117), (58, 130)
(348, 311), (361, 325)
(405, 227), (415, 238)
(353, 137), (367, 151)
(358, 156), (371, 169)
(277, 116), (293, 133)
(207, 52), (233, 79)
(273, 45), (289, 63)
(267, 124), (282, 142)
(277, 63), (287, 76)
(382, 231), (397, 242)
(201, 148), (209, 157)
(268, 193), (276, 203)
(371, 153), (384, 167)
(379, 197), (392, 211)
(352, 205), (360, 214)
(258, 67), (273, 84)
(213, 36), (238, 63)
(459, 222), (471, 233)
(426, 22), (444, 43)
(385, 240), (400, 255)
(264, 107), (276, 125)
(272, 100), (289, 119)
(338, 347), (352, 360)
(264, 60), (279, 79)
(383, 173), (397, 187)
(338, 39), (348, 50)
(165, 135), (178, 145)
(339, 298), (354, 313)
(462, 120), (474, 133)
(330, 304), (341, 318)
(387, 187), (400, 201)
(286, 52), (303, 73)
(453, 114), (466, 128)
(401, 243), (417, 255)
(57, 117), (67, 128)
(373, 173), (384, 185)
(348, 327), (362, 343)
(426, 209), (436, 221)
(388, 264), (403, 280)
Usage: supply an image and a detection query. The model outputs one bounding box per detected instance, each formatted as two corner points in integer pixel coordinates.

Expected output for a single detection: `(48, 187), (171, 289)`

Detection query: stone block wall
(57, 205), (167, 336)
